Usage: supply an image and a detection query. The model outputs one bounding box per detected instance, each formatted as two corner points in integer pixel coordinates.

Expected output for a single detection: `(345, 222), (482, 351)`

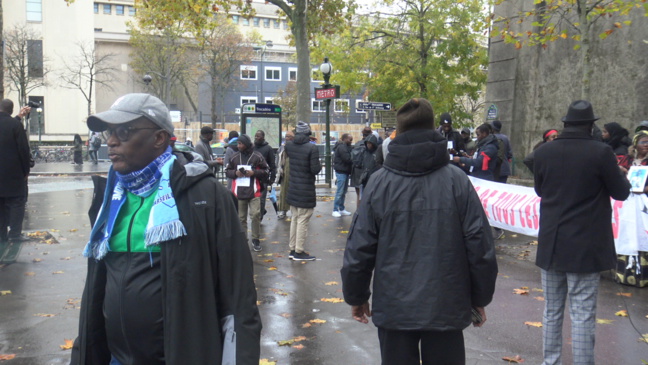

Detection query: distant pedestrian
(72, 134), (84, 165)
(332, 133), (353, 217)
(342, 98), (498, 365)
(453, 123), (499, 181)
(185, 137), (193, 148)
(224, 131), (239, 190)
(533, 100), (630, 365)
(351, 127), (372, 206)
(602, 122), (631, 168)
(226, 134), (269, 252)
(461, 127), (476, 156)
(438, 112), (466, 159)
(195, 126), (222, 174)
(285, 121), (321, 261)
(72, 93), (261, 364)
(88, 132), (101, 164)
(524, 129), (559, 173)
(253, 130), (276, 220)
(359, 134), (379, 189)
(276, 132), (294, 219)
(0, 99), (31, 243)
(490, 120), (513, 183)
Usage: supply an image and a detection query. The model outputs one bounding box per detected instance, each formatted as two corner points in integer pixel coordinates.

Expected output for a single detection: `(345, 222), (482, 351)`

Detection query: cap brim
(561, 117), (600, 123)
(87, 110), (143, 132)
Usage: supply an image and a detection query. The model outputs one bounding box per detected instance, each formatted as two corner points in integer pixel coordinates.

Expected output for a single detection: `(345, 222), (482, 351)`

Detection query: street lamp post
(142, 72), (170, 106)
(320, 58), (333, 187)
(253, 40), (273, 103)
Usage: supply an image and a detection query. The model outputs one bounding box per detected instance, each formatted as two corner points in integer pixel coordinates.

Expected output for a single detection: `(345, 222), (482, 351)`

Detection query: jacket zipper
(119, 196), (145, 362)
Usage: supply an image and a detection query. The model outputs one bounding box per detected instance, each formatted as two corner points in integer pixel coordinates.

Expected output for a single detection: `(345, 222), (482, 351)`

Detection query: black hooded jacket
(341, 129), (498, 330)
(71, 156), (262, 365)
(333, 141), (353, 174)
(253, 140), (276, 184)
(285, 133), (322, 208)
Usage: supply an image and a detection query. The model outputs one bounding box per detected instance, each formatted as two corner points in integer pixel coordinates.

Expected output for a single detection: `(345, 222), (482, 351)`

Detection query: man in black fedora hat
(532, 100), (630, 365)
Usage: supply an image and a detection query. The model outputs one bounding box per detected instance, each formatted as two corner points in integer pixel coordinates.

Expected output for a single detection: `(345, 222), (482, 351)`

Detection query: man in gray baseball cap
(72, 93), (261, 364)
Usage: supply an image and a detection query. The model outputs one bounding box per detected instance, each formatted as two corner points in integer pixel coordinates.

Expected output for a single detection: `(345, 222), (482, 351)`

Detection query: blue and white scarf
(83, 147), (187, 260)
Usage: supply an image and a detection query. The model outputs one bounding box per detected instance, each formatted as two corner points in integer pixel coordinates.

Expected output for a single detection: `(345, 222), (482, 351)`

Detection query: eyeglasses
(102, 125), (161, 142)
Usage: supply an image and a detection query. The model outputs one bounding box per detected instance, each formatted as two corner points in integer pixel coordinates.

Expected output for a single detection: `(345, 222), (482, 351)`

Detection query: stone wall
(486, 0), (648, 178)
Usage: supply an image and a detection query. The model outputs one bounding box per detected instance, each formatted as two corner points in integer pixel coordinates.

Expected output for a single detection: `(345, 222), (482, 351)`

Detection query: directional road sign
(357, 102), (392, 111)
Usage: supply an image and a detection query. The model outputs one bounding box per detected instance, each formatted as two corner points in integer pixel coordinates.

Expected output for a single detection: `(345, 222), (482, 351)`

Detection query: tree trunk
(293, 0), (312, 125)
(0, 0), (4, 99)
(578, 0), (591, 100)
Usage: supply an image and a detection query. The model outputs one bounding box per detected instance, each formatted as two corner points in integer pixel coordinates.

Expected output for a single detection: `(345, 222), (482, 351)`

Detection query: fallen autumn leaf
(513, 289), (529, 295)
(596, 319), (614, 324)
(324, 281), (339, 286)
(615, 310), (629, 317)
(524, 321), (543, 327)
(60, 339), (74, 350)
(0, 291), (11, 296)
(502, 355), (525, 363)
(310, 319), (327, 324)
(616, 292), (632, 297)
(321, 297), (344, 303)
(0, 354), (16, 360)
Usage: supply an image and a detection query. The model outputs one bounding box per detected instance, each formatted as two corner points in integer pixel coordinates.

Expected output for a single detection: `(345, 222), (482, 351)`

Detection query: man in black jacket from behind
(0, 99), (31, 244)
(332, 133), (353, 217)
(533, 100), (630, 365)
(342, 98), (497, 365)
(285, 121), (321, 261)
(71, 93), (261, 365)
(253, 130), (276, 219)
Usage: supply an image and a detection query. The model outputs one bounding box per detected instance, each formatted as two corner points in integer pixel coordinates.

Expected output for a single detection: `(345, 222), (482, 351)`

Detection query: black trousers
(0, 196), (27, 241)
(377, 327), (465, 365)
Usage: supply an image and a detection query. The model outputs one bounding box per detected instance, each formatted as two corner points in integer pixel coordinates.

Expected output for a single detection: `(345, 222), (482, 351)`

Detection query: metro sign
(314, 85), (340, 100)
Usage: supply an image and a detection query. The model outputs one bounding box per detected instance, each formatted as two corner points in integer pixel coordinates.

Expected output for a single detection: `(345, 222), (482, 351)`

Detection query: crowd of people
(2, 91), (646, 364)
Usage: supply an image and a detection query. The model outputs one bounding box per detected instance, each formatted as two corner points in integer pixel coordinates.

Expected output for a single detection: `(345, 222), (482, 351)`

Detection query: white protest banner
(468, 177), (645, 256)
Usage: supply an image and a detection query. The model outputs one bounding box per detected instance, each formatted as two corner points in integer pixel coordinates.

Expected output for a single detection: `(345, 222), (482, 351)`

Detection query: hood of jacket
(293, 133), (310, 145)
(476, 134), (498, 149)
(383, 129), (449, 176)
(364, 134), (379, 151)
(254, 140), (269, 148)
(170, 158), (213, 197)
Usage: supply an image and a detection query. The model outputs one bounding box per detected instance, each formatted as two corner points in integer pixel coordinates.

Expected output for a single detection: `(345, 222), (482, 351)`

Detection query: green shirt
(109, 190), (161, 253)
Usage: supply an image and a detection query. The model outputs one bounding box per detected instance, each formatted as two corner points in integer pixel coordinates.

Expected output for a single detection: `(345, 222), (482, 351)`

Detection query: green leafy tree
(491, 0), (648, 99)
(273, 80), (298, 129)
(313, 0), (488, 122)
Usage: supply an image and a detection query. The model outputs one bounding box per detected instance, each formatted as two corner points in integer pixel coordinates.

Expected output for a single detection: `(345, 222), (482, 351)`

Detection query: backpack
(351, 144), (366, 169)
(92, 136), (102, 149)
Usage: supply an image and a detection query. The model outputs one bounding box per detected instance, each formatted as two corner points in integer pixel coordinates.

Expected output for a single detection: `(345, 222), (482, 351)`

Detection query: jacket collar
(557, 127), (594, 140)
(383, 129), (449, 176)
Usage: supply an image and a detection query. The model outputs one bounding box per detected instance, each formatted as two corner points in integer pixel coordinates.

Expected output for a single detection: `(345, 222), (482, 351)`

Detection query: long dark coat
(533, 127), (630, 272)
(0, 112), (30, 197)
(284, 133), (321, 208)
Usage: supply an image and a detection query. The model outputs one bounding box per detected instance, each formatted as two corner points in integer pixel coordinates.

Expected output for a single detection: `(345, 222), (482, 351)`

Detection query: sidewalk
(30, 161), (110, 176)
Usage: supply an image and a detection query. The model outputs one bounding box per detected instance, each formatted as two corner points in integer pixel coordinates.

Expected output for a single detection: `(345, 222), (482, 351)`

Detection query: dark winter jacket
(253, 140), (276, 184)
(440, 129), (466, 154)
(351, 136), (369, 187)
(285, 133), (321, 208)
(494, 133), (513, 177)
(195, 136), (220, 173)
(459, 134), (499, 181)
(341, 129), (498, 330)
(71, 157), (262, 365)
(360, 134), (379, 186)
(533, 127), (630, 272)
(0, 112), (30, 197)
(225, 150), (269, 200)
(333, 141), (353, 174)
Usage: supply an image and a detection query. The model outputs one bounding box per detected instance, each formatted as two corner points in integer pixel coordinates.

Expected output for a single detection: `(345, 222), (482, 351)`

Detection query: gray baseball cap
(87, 93), (173, 133)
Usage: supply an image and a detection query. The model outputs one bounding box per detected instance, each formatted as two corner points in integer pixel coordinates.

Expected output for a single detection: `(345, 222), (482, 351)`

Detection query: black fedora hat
(562, 100), (599, 124)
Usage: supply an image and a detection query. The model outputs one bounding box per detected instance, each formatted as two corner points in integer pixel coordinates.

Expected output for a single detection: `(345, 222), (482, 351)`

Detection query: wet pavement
(0, 174), (647, 364)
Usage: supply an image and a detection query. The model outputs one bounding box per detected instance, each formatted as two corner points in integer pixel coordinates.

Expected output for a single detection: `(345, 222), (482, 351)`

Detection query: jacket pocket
(221, 314), (236, 365)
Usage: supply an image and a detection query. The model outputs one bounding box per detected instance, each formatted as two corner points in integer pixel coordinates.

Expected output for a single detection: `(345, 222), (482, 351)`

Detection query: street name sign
(357, 102), (392, 111)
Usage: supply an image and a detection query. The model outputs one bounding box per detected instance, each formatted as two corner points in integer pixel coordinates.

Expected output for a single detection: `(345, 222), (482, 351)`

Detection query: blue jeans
(334, 172), (349, 212)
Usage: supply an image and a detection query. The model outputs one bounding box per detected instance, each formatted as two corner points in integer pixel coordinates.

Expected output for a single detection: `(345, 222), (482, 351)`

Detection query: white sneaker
(332, 211), (342, 218)
(340, 210), (352, 216)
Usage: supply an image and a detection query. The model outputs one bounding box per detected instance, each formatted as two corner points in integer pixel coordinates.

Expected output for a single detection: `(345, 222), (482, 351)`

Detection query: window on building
(241, 97), (258, 106)
(116, 5), (124, 15)
(26, 0), (42, 22)
(94, 3), (99, 14)
(28, 96), (44, 135)
(27, 40), (43, 78)
(103, 4), (111, 14)
(288, 67), (297, 81)
(312, 99), (325, 113)
(232, 15), (239, 24)
(263, 18), (270, 28)
(274, 19), (280, 29)
(334, 99), (350, 113)
(253, 17), (260, 27)
(242, 18), (249, 26)
(265, 67), (281, 81)
(129, 6), (136, 16)
(283, 21), (289, 30)
(312, 68), (323, 82)
(265, 97), (274, 104)
(240, 65), (257, 80)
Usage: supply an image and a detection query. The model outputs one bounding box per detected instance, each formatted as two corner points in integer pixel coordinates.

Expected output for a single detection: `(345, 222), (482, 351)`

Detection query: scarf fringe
(145, 220), (187, 248)
(83, 237), (111, 260)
